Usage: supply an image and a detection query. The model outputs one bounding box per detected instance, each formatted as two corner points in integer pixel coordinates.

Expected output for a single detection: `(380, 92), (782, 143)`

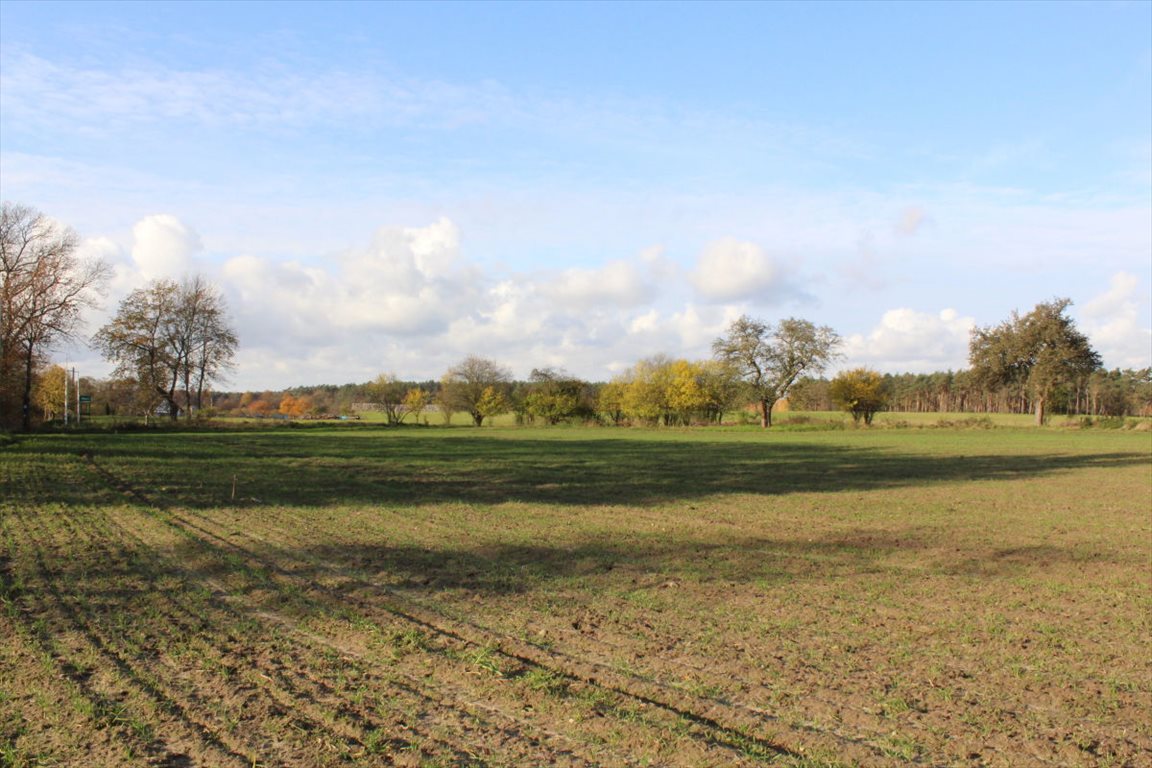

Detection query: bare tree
(713, 315), (841, 428)
(1, 202), (110, 430)
(177, 276), (237, 416)
(94, 276), (237, 420)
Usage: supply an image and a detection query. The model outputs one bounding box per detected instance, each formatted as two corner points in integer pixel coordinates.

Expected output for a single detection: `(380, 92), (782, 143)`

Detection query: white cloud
(616, 304), (728, 362)
(842, 307), (976, 373)
(75, 235), (121, 269)
(131, 214), (202, 280)
(543, 257), (656, 310)
(404, 217), (462, 278)
(201, 219), (728, 384)
(43, 200), (1152, 390)
(222, 218), (475, 348)
(1080, 272), (1152, 369)
(1083, 271), (1140, 320)
(628, 309), (661, 335)
(691, 238), (793, 303)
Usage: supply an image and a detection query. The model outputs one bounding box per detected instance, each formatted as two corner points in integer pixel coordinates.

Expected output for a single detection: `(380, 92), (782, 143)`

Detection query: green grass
(13, 420), (1147, 507)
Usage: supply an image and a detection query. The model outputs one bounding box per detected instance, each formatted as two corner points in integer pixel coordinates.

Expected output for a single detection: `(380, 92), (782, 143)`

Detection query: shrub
(829, 368), (888, 425)
(935, 416), (994, 429)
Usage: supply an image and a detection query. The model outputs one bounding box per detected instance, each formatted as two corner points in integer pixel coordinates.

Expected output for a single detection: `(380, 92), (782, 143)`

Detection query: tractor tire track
(78, 455), (642, 767)
(80, 453), (888, 765)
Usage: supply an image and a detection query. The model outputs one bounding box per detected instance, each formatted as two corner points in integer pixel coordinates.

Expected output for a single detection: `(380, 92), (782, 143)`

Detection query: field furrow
(3, 426), (1149, 767)
(178, 506), (894, 763)
(97, 488), (810, 766)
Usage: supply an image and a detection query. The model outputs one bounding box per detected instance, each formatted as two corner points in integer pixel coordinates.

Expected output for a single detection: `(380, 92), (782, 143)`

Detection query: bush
(1096, 416), (1128, 430)
(774, 416), (845, 432)
(935, 416), (995, 429)
(829, 368), (888, 425)
(1074, 416), (1137, 430)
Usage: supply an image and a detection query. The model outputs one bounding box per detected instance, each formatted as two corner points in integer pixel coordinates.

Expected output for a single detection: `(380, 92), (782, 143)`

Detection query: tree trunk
(1035, 395), (1045, 426)
(20, 341), (34, 432)
(760, 398), (775, 428)
(157, 385), (179, 420)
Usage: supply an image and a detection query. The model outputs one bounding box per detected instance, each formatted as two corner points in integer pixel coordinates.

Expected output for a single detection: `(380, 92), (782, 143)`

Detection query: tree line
(5, 201), (1149, 430)
(166, 316), (842, 428)
(71, 302), (1148, 427)
(43, 356), (1152, 430)
(791, 367), (1152, 420)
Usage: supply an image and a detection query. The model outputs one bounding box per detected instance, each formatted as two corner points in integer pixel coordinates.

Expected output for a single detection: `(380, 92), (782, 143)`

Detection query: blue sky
(2, 0), (1149, 388)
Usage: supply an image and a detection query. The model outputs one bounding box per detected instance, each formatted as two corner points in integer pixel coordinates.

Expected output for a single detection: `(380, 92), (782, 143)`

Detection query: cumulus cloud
(223, 217), (474, 348)
(75, 235), (122, 272)
(95, 213), (810, 386)
(618, 304), (728, 360)
(628, 310), (661, 335)
(666, 304), (720, 349)
(404, 217), (461, 277)
(202, 218), (736, 384)
(131, 214), (202, 280)
(73, 215), (206, 321)
(1080, 272), (1152, 368)
(543, 258), (657, 310)
(842, 307), (975, 373)
(77, 206), (1147, 392)
(691, 238), (793, 303)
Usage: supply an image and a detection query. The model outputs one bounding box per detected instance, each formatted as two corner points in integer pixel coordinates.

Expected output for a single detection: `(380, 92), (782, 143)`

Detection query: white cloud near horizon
(60, 212), (762, 385)
(45, 212), (1152, 390)
(691, 238), (798, 303)
(1081, 272), (1152, 369)
(223, 217), (478, 347)
(840, 308), (977, 374)
(542, 258), (658, 310)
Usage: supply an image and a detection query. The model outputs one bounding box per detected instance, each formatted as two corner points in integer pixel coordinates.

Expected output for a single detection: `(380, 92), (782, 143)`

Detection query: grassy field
(1, 423), (1149, 767)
